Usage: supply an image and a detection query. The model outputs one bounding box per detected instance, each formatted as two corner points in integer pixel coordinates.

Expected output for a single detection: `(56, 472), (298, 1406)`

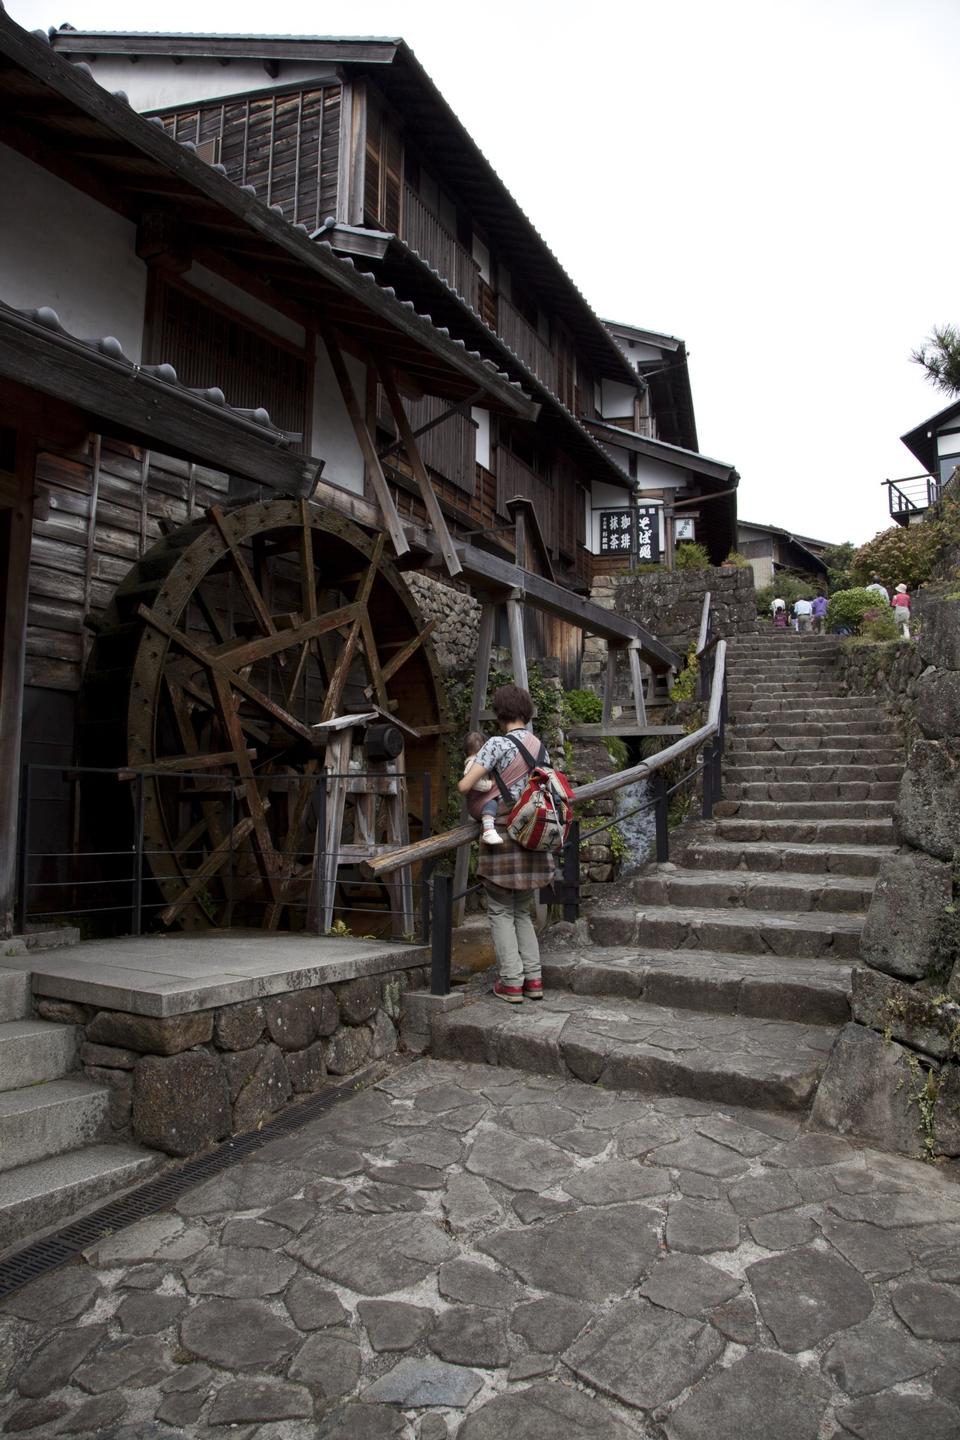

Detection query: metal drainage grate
(0, 1065), (381, 1300)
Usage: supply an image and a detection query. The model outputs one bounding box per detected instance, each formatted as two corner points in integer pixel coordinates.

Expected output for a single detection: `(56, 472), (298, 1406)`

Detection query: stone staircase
(0, 944), (158, 1254)
(433, 632), (902, 1117)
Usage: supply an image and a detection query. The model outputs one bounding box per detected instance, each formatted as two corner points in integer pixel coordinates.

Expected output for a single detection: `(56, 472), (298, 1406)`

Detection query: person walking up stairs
(430, 631), (903, 1116)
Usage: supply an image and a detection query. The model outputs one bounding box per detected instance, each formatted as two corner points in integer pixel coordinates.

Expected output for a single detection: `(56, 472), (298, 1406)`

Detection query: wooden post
(318, 325), (410, 558)
(454, 599), (497, 924)
(602, 642), (618, 727)
(505, 591), (528, 690)
(377, 361), (462, 578)
(0, 431), (36, 935)
(627, 640), (647, 726)
(663, 508), (676, 572)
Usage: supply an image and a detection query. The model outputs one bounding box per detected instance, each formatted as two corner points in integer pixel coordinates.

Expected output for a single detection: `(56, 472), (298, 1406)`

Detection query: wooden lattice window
(364, 91), (403, 232)
(149, 278), (309, 444)
(155, 83), (342, 230)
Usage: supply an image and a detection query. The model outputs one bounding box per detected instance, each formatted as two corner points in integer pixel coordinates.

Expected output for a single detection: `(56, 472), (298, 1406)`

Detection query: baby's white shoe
(481, 829), (503, 846)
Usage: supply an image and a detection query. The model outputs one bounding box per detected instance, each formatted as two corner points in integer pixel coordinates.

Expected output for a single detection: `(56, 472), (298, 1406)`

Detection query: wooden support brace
(602, 642), (619, 726)
(378, 360), (462, 577)
(505, 592), (528, 691)
(628, 640), (647, 726)
(318, 325), (410, 558)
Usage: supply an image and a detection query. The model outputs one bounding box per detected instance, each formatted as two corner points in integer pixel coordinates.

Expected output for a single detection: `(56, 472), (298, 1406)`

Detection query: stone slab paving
(1, 1057), (959, 1438)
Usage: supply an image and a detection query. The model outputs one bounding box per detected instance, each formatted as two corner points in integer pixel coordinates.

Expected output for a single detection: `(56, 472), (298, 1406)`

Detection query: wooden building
(1, 14), (693, 937)
(736, 520), (830, 591)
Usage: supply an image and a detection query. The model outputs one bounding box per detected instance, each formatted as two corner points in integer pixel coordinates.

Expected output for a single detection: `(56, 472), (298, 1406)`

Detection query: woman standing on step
(892, 583), (911, 639)
(458, 684), (554, 1004)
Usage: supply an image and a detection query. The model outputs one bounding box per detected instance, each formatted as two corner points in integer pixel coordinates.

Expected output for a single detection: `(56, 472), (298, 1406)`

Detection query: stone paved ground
(2, 1058), (960, 1439)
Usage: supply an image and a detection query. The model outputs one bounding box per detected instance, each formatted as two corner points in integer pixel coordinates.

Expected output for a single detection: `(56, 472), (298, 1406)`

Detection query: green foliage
(821, 541), (856, 591)
(853, 486), (960, 592)
(604, 736), (629, 768)
(669, 652), (699, 702)
(675, 541), (710, 571)
(860, 607), (900, 642)
(721, 550), (751, 569)
(629, 561), (665, 575)
(852, 524), (943, 592)
(563, 687), (602, 726)
(826, 587), (889, 634)
(911, 323), (960, 396)
(608, 825), (629, 865)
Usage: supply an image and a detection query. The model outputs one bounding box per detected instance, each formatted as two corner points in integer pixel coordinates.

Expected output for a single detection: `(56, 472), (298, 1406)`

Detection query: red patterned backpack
(492, 734), (575, 853)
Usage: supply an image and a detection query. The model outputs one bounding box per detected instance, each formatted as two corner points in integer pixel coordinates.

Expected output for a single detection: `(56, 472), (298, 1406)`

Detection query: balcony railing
(883, 474), (940, 525)
(401, 184), (479, 310)
(497, 295), (557, 393)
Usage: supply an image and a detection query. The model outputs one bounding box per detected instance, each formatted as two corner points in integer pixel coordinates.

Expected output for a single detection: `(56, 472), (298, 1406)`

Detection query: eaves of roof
(48, 26), (643, 392)
(601, 319), (685, 352)
(0, 299), (317, 494)
(317, 222), (632, 492)
(739, 520), (829, 575)
(583, 418), (738, 487)
(2, 14), (536, 425)
(900, 396), (960, 474)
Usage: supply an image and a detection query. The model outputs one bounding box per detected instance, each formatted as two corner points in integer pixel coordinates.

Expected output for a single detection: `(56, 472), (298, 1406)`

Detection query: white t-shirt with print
(474, 729), (549, 802)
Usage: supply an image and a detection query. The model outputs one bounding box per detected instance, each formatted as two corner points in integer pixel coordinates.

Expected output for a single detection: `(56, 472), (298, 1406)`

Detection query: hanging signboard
(634, 505), (661, 563)
(599, 506), (662, 561)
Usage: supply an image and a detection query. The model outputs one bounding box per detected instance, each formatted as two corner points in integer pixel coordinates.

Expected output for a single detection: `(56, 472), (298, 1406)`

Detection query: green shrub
(860, 607), (900, 642)
(563, 687), (602, 725)
(721, 550), (751, 569)
(604, 736), (629, 768)
(669, 652), (699, 701)
(826, 587), (889, 634)
(675, 541), (710, 571)
(852, 520), (945, 592)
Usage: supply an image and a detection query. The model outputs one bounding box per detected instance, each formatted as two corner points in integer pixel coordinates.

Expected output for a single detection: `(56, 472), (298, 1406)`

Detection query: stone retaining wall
(404, 574), (480, 676)
(813, 597), (960, 1159)
(583, 567), (756, 695)
(38, 964), (429, 1157)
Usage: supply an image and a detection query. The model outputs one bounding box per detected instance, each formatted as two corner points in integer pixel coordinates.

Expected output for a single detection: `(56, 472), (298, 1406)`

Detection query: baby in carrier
(463, 731), (503, 845)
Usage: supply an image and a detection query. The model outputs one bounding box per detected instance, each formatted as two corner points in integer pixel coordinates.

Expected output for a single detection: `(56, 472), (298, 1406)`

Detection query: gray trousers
(484, 883), (541, 984)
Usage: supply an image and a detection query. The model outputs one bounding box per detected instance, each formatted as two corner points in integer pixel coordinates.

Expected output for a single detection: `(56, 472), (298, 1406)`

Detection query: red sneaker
(523, 978), (544, 1000)
(493, 979), (524, 1004)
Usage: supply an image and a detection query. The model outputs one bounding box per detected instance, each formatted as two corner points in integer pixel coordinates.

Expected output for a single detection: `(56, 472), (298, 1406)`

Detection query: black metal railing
(883, 474), (940, 521)
(16, 762), (434, 943)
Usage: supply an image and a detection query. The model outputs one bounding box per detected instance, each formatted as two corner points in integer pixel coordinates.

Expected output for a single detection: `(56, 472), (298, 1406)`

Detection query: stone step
(430, 993), (838, 1112)
(586, 905), (862, 959)
(729, 702), (879, 719)
(0, 1019), (78, 1092)
(730, 694), (876, 709)
(0, 970), (31, 1023)
(722, 799), (894, 820)
(728, 736), (901, 757)
(0, 1079), (111, 1173)
(724, 781), (900, 803)
(1, 928), (81, 959)
(725, 763), (903, 785)
(0, 1144), (160, 1253)
(716, 816), (895, 845)
(731, 720), (896, 737)
(630, 868), (874, 914)
(673, 837), (893, 877)
(728, 681), (852, 692)
(540, 946), (852, 1026)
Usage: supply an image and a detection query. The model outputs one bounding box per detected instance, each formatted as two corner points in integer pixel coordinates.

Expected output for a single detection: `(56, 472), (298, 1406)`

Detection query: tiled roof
(3, 300), (291, 437)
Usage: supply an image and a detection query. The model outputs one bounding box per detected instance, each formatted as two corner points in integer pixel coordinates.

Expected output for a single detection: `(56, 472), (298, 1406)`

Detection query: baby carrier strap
(492, 732), (546, 805)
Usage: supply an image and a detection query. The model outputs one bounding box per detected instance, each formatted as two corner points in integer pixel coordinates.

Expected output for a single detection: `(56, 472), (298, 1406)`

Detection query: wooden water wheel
(79, 498), (449, 932)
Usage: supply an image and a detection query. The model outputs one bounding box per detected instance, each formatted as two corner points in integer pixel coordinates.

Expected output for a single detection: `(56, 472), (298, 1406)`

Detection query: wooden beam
(506, 593), (528, 690)
(452, 542), (681, 672)
(0, 306), (317, 495)
(377, 359), (462, 577)
(318, 325), (410, 558)
(505, 496), (556, 584)
(628, 641), (647, 726)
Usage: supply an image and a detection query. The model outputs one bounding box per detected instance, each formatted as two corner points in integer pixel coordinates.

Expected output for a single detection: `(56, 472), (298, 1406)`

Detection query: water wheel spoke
(209, 673), (282, 899)
(209, 504), (279, 644)
(360, 615), (388, 709)
(319, 615), (361, 725)
(378, 619), (438, 686)
(299, 497), (318, 622)
(160, 813), (257, 926)
(263, 758), (320, 931)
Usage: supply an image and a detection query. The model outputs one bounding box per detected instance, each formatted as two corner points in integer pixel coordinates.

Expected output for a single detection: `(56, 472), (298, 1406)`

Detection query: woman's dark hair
(492, 684), (533, 725)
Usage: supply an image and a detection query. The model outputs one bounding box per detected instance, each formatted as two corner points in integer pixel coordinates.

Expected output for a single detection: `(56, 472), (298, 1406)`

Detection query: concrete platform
(0, 932), (429, 1017)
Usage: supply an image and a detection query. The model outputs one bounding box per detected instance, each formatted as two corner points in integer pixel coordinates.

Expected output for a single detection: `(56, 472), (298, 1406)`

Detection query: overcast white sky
(10, 0), (958, 545)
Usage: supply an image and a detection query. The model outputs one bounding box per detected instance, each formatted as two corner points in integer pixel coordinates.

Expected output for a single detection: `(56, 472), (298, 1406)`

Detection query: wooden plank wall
(27, 435), (229, 693)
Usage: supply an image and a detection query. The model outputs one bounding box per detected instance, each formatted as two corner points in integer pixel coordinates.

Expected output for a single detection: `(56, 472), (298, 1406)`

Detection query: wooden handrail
(696, 591), (711, 656)
(362, 640), (726, 879)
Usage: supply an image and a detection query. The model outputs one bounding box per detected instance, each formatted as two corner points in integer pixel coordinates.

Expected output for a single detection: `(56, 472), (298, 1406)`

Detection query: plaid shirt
(475, 728), (555, 891)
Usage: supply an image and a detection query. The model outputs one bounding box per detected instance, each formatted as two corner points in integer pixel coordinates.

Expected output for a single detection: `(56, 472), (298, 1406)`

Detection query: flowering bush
(826, 587), (889, 634)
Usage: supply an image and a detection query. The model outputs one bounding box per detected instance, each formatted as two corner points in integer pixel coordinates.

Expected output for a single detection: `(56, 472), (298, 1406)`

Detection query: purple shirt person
(811, 594), (828, 632)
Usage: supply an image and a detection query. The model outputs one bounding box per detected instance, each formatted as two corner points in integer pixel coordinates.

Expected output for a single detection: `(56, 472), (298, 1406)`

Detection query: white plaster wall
(600, 378), (636, 419)
(472, 407), (491, 469)
(0, 143), (146, 360)
(635, 454), (688, 490)
(311, 341), (366, 492)
(187, 264), (306, 348)
(603, 441), (631, 478)
(608, 333), (663, 366)
(79, 56), (338, 112)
